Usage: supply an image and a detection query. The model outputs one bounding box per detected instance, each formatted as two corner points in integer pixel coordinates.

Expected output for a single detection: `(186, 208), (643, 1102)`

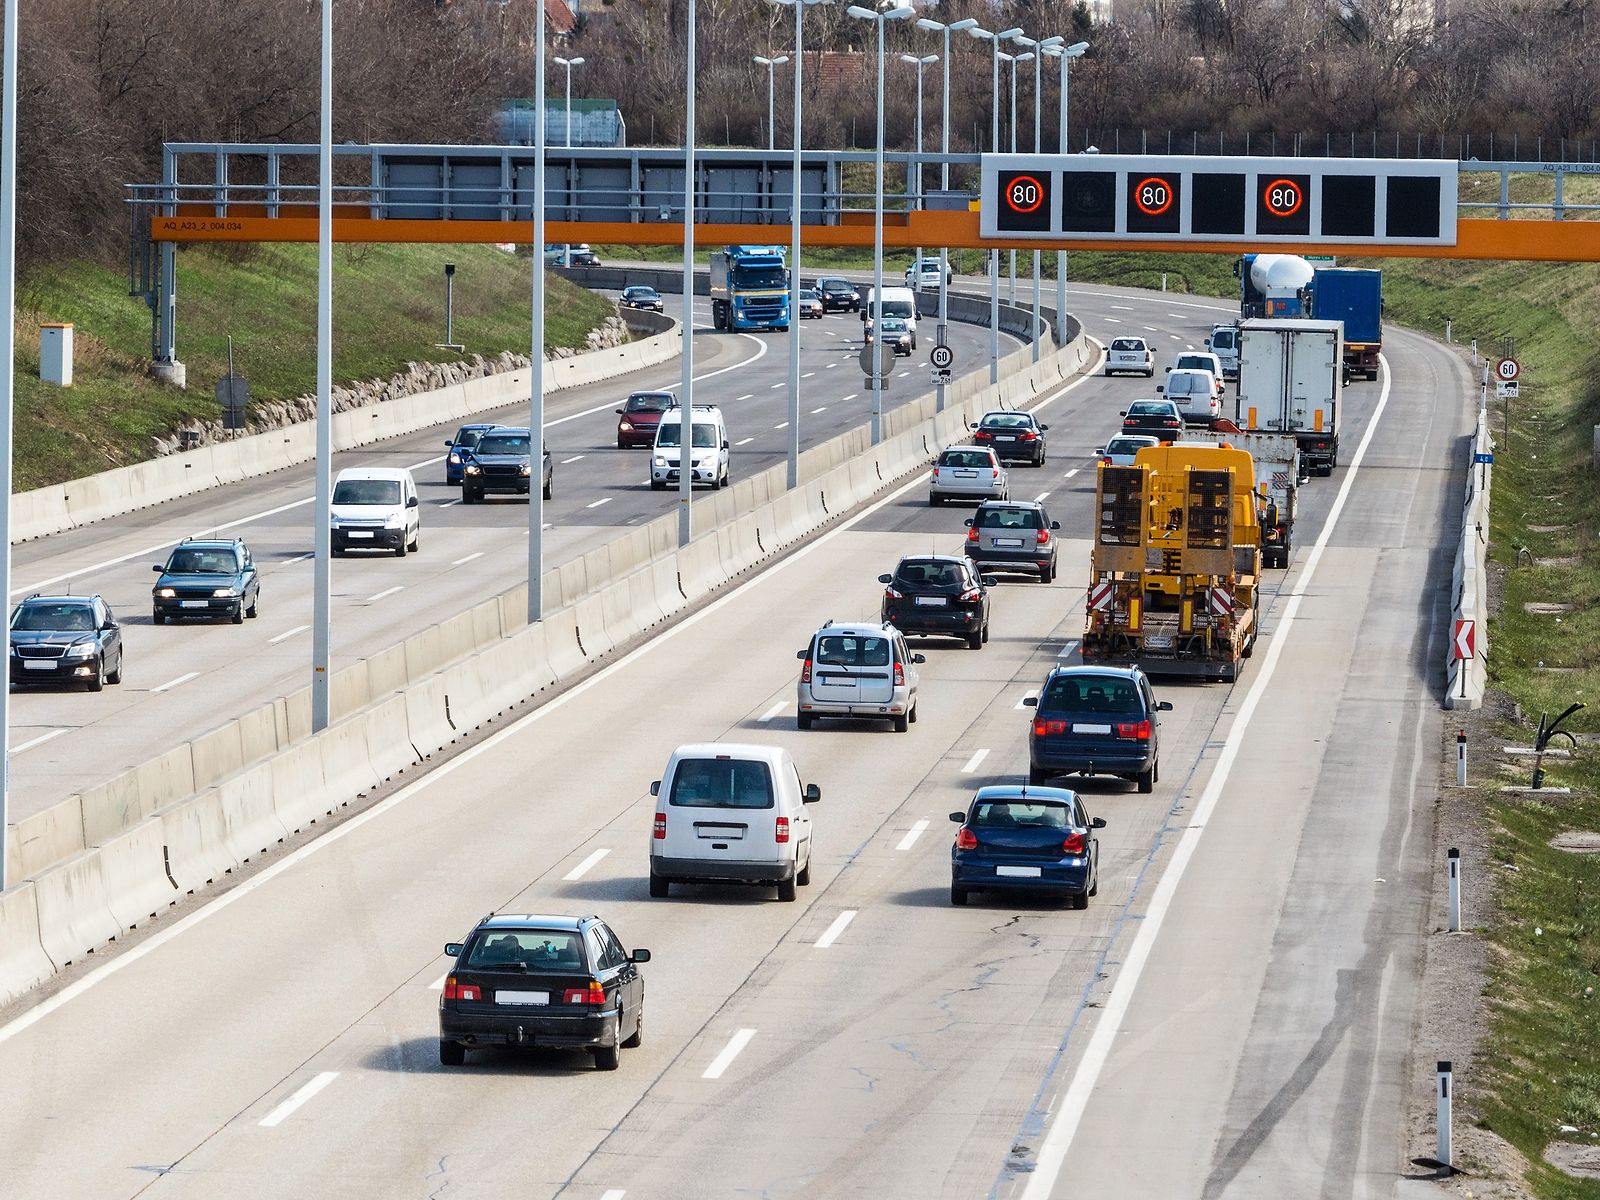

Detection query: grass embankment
(10, 243), (614, 491)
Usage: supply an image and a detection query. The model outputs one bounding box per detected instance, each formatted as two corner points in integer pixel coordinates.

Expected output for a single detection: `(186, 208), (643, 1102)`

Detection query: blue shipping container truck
(1310, 267), (1383, 381)
(710, 245), (790, 332)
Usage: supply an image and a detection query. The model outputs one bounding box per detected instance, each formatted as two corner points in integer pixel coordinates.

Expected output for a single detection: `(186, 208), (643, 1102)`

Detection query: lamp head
(999, 26), (1024, 39)
(967, 25), (993, 39)
(569, 56), (585, 65)
(1038, 35), (1064, 49)
(846, 4), (877, 17)
(949, 18), (980, 32)
(915, 17), (944, 31)
(1065, 39), (1090, 56)
(885, 3), (915, 19)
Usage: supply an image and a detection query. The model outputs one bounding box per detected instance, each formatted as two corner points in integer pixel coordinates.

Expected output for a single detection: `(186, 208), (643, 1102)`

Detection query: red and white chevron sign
(1088, 582), (1114, 611)
(1210, 586), (1234, 614)
(1453, 618), (1475, 660)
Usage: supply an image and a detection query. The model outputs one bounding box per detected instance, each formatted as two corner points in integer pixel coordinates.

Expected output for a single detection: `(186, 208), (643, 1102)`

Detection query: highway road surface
(0, 290), (1472, 1198)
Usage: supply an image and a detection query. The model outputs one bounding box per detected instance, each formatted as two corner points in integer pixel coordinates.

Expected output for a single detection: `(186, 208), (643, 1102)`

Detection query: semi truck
(709, 245), (790, 332)
(1310, 266), (1383, 381)
(1235, 318), (1344, 477)
(1083, 443), (1262, 682)
(1237, 253), (1314, 319)
(1179, 427), (1301, 569)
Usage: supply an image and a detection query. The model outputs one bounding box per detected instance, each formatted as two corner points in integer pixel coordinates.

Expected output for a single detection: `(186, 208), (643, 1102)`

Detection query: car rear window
(895, 560), (966, 588)
(1110, 338), (1145, 352)
(455, 428), (490, 449)
(465, 930), (587, 973)
(981, 413), (1030, 428)
(1174, 356), (1213, 371)
(1106, 437), (1156, 455)
(971, 800), (1073, 828)
(669, 758), (775, 809)
(940, 449), (995, 468)
(1041, 675), (1144, 714)
(1128, 401), (1174, 416)
(976, 506), (1041, 530)
(815, 633), (891, 667)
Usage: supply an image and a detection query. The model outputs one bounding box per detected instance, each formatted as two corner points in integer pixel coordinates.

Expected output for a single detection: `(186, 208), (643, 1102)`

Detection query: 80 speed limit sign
(1495, 356), (1521, 381)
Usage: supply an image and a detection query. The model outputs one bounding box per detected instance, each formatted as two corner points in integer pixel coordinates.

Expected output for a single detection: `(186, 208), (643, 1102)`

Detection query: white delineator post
(1436, 1061), (1453, 1176)
(1446, 847), (1462, 933)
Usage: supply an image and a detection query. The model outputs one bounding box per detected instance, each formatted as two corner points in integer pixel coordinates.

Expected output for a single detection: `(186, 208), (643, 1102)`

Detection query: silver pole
(1030, 48), (1041, 362)
(0, 0), (18, 889)
(936, 27), (951, 412)
(1446, 847), (1462, 933)
(871, 13), (885, 445)
(913, 59), (924, 292)
(1056, 49), (1068, 341)
(786, 4), (804, 490)
(311, 0), (333, 733)
(1007, 54), (1018, 308)
(989, 39), (999, 385)
(768, 62), (776, 152)
(679, 0), (696, 545)
(565, 64), (572, 148)
(529, 0), (547, 622)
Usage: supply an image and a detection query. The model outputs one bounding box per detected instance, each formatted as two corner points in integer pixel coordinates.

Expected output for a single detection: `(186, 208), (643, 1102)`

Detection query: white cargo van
(862, 285), (919, 340)
(1157, 368), (1222, 427)
(650, 404), (730, 490)
(648, 743), (820, 902)
(330, 466), (420, 557)
(1205, 324), (1240, 378)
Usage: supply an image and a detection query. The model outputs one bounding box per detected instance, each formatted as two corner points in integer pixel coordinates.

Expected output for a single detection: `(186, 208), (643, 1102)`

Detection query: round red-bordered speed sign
(1495, 356), (1521, 381)
(1132, 177), (1175, 217)
(1005, 174), (1046, 215)
(1262, 178), (1304, 218)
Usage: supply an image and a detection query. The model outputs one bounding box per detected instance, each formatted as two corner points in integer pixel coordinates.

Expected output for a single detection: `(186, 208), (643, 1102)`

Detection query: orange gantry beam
(149, 208), (1600, 262)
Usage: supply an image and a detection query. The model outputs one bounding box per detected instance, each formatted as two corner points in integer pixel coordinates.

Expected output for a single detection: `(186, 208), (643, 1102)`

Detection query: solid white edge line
(756, 700), (788, 723)
(267, 624), (310, 645)
(814, 910), (857, 950)
(961, 748), (990, 774)
(702, 1028), (756, 1079)
(895, 819), (930, 851)
(258, 1071), (339, 1128)
(735, 437), (755, 447)
(150, 672), (199, 694)
(1018, 355), (1395, 1199)
(562, 848), (611, 881)
(12, 728), (68, 754)
(561, 455), (585, 464)
(0, 355), (1110, 1048)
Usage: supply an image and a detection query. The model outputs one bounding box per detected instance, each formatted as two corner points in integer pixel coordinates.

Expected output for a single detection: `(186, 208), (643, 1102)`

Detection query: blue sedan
(948, 785), (1104, 909)
(444, 423), (502, 485)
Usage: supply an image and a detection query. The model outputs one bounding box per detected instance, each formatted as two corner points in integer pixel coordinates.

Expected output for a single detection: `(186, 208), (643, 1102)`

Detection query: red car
(616, 391), (675, 449)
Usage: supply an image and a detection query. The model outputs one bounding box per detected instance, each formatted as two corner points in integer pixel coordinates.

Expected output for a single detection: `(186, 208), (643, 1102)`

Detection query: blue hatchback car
(444, 423), (502, 485)
(1023, 665), (1171, 793)
(948, 785), (1104, 909)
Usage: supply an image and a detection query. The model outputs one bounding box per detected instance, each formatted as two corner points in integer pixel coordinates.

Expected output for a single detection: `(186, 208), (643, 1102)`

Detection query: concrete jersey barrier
(1445, 409), (1492, 710)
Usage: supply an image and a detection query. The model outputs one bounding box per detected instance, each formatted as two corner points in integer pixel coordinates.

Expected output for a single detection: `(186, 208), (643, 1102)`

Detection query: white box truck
(1235, 318), (1343, 477)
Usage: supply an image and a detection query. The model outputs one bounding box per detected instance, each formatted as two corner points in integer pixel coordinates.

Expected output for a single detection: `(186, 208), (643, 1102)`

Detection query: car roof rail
(822, 618), (833, 629)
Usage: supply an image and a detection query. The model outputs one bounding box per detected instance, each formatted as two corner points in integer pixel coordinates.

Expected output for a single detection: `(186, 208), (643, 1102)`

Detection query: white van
(862, 285), (919, 340)
(650, 404), (730, 490)
(1157, 368), (1222, 427)
(330, 466), (420, 556)
(648, 743), (821, 901)
(1205, 324), (1240, 378)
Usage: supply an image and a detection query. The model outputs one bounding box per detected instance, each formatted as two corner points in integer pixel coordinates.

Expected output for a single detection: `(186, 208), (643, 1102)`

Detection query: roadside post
(1436, 1062), (1454, 1176)
(1447, 848), (1462, 932)
(1456, 729), (1467, 787)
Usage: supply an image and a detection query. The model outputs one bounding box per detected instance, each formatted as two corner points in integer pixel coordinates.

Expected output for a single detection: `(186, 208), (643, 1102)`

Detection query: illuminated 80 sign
(1257, 173), (1311, 235)
(1127, 173), (1181, 233)
(995, 169), (1054, 232)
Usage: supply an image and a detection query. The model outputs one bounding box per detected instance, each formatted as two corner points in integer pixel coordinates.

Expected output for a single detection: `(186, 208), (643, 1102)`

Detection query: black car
(879, 555), (996, 650)
(152, 538), (260, 625)
(620, 285), (664, 312)
(1023, 665), (1172, 792)
(949, 785), (1105, 909)
(816, 277), (860, 312)
(438, 913), (649, 1070)
(972, 410), (1048, 466)
(460, 427), (553, 503)
(1120, 399), (1184, 437)
(567, 245), (602, 267)
(9, 594), (124, 692)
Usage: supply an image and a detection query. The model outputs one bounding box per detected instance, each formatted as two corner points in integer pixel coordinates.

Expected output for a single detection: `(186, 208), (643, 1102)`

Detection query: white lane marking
(439, 499), (462, 508)
(1110, 305), (1133, 310)
(1020, 356), (1396, 1197)
(961, 748), (990, 774)
(774, 422), (790, 430)
(1167, 313), (1190, 320)
(896, 370), (910, 378)
(151, 672), (199, 694)
(769, 382), (786, 390)
(429, 973), (446, 991)
(1064, 468), (1079, 479)
(585, 497), (614, 510)
(814, 911), (857, 949)
(1141, 327), (1157, 333)
(259, 1071), (339, 1128)
(737, 394), (754, 402)
(1104, 317), (1122, 324)
(563, 848), (611, 881)
(365, 586), (404, 603)
(841, 393), (859, 403)
(1056, 639), (1080, 659)
(825, 362), (838, 369)
(284, 553), (314, 565)
(735, 437), (755, 447)
(1014, 690), (1038, 710)
(1185, 343), (1196, 350)
(703, 1029), (756, 1080)
(801, 372), (815, 379)
(268, 624), (309, 645)
(810, 406), (827, 414)
(601, 1191), (626, 1200)
(757, 700), (788, 723)
(896, 819), (930, 851)
(1034, 491), (1051, 502)
(561, 455), (585, 464)
(13, 729), (68, 754)
(1168, 334), (1183, 341)
(451, 552), (484, 566)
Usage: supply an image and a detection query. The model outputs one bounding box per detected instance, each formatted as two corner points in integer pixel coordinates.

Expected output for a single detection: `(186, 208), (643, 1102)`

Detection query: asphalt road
(0, 298), (1472, 1198)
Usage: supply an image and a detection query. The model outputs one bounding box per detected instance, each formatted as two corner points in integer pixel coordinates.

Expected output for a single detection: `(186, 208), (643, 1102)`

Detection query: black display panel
(1321, 175), (1376, 237)
(994, 169), (1054, 233)
(1126, 172), (1182, 234)
(1059, 170), (1117, 233)
(1256, 173), (1311, 236)
(1192, 173), (1246, 235)
(1387, 176), (1442, 239)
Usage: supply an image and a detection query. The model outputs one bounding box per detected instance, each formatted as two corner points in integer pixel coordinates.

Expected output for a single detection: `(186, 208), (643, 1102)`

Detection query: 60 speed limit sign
(1495, 356), (1521, 381)
(930, 344), (954, 370)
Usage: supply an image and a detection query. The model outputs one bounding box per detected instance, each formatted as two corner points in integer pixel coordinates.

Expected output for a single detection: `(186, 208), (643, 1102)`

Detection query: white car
(1170, 351), (1227, 396)
(651, 404), (729, 490)
(929, 446), (1008, 505)
(904, 257), (951, 289)
(796, 620), (923, 732)
(1094, 434), (1161, 466)
(330, 467), (420, 557)
(1106, 336), (1155, 377)
(1158, 368), (1223, 426)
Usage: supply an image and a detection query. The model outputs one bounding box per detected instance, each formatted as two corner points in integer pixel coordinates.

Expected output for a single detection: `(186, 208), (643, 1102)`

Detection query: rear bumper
(797, 691), (912, 719)
(883, 605), (982, 635)
(952, 858), (1091, 894)
(1030, 742), (1154, 777)
(965, 548), (1052, 574)
(982, 443), (1040, 462)
(651, 854), (795, 885)
(440, 1007), (616, 1049)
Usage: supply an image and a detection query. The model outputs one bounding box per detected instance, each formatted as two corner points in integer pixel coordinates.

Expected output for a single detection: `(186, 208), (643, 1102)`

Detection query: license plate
(995, 435), (1015, 442)
(996, 865), (1042, 878)
(180, 600), (207, 609)
(22, 660), (55, 671)
(346, 531), (374, 539)
(954, 470), (977, 478)
(914, 596), (947, 607)
(1073, 723), (1112, 734)
(995, 538), (1024, 548)
(697, 824), (746, 840)
(1145, 635), (1174, 649)
(496, 990), (550, 1005)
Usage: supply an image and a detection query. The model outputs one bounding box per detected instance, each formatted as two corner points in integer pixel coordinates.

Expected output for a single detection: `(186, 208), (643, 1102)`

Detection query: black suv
(1023, 665), (1172, 792)
(460, 427), (553, 503)
(438, 913), (649, 1070)
(816, 277), (860, 312)
(9, 594), (124, 691)
(152, 538), (259, 624)
(879, 555), (996, 649)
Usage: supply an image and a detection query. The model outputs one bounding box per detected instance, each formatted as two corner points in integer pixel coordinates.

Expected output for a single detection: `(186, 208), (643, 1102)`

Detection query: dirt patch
(1549, 830), (1600, 853)
(1535, 556), (1580, 567)
(1543, 1140), (1600, 1180)
(1523, 602), (1576, 614)
(1528, 525), (1571, 533)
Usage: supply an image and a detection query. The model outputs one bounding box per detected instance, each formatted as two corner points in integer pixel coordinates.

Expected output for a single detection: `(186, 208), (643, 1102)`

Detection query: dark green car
(152, 538), (260, 625)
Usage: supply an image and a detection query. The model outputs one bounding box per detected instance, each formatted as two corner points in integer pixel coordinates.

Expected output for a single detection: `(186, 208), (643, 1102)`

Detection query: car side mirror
(1091, 817), (1107, 829)
(1119, 410), (1128, 417)
(1092, 448), (1104, 457)
(649, 781), (661, 797)
(445, 942), (463, 957)
(722, 440), (730, 450)
(1022, 696), (1038, 707)
(406, 496), (419, 508)
(615, 408), (624, 414)
(804, 784), (822, 804)
(912, 654), (926, 664)
(877, 574), (893, 584)
(444, 440), (453, 448)
(1165, 366), (1173, 372)
(969, 423), (978, 430)
(1155, 385), (1165, 394)
(982, 575), (998, 587)
(1157, 700), (1174, 711)
(1050, 521), (1060, 530)
(963, 518), (974, 528)
(948, 811), (966, 823)
(1040, 424), (1049, 431)
(629, 949), (652, 963)
(152, 564), (165, 573)
(796, 648), (807, 659)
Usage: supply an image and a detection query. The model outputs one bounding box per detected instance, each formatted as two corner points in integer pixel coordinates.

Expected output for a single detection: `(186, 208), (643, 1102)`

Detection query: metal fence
(1066, 129), (1600, 163)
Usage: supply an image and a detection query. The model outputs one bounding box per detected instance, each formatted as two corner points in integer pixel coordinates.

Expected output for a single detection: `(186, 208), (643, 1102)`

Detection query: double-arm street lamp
(900, 51), (939, 297)
(753, 53), (790, 151)
(1044, 40), (1090, 345)
(1017, 34), (1061, 360)
(968, 24), (1024, 384)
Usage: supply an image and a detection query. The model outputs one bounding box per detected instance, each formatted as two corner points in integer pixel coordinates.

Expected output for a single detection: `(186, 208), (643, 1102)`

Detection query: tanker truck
(1237, 253), (1314, 319)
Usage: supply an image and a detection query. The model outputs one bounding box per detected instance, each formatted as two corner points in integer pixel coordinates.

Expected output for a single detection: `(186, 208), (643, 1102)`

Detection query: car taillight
(956, 826), (978, 850)
(1165, 419), (1180, 427)
(1033, 718), (1068, 736)
(1036, 529), (1050, 544)
(1018, 430), (1037, 441)
(1062, 831), (1087, 855)
(931, 467), (940, 478)
(966, 527), (979, 542)
(1101, 456), (1113, 465)
(893, 661), (905, 686)
(800, 658), (813, 684)
(959, 587), (981, 602)
(1117, 719), (1152, 740)
(562, 981), (606, 1005)
(776, 816), (791, 844)
(653, 812), (667, 839)
(884, 586), (903, 600)
(974, 430), (992, 440)
(443, 978), (481, 1002)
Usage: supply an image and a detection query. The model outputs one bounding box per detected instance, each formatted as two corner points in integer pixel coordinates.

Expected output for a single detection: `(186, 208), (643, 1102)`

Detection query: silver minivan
(648, 743), (820, 902)
(1158, 368), (1222, 426)
(796, 621), (923, 732)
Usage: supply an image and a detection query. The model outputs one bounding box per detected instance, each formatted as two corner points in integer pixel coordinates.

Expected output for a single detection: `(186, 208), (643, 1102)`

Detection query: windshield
(332, 479), (402, 505)
(465, 930), (586, 973)
(11, 603), (95, 632)
(868, 300), (914, 320)
(655, 422), (718, 449)
(733, 266), (787, 289)
(166, 548), (240, 574)
(625, 288), (658, 299)
(476, 434), (531, 456)
(669, 758), (774, 809)
(626, 393), (672, 413)
(1211, 330), (1236, 348)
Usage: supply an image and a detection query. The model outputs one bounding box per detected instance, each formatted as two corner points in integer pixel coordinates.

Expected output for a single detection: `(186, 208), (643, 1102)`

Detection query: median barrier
(362, 695), (418, 781)
(466, 598), (504, 656)
(190, 721), (248, 797)
(10, 796), (85, 882)
(96, 819), (179, 931)
(573, 593), (616, 661)
(31, 849), (121, 969)
(0, 884), (53, 1006)
(362, 643), (411, 703)
(676, 536), (725, 602)
(402, 672), (462, 763)
(160, 791), (239, 894)
(214, 762), (289, 864)
(543, 608), (589, 679)
(316, 709), (382, 805)
(651, 556), (687, 616)
(625, 564), (669, 632)
(330, 663), (373, 726)
(269, 740), (331, 834)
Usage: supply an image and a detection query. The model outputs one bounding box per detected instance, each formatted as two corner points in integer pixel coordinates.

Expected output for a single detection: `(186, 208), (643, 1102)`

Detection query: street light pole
(554, 55), (584, 270)
(554, 55), (586, 148)
(530, 0), (549, 620)
(0, 0), (18, 886)
(1046, 41), (1089, 345)
(1023, 35), (1061, 362)
(849, 3), (915, 444)
(969, 25), (1023, 385)
(311, 0), (333, 732)
(679, 0), (697, 545)
(1003, 49), (1032, 307)
(753, 54), (789, 151)
(900, 52), (938, 297)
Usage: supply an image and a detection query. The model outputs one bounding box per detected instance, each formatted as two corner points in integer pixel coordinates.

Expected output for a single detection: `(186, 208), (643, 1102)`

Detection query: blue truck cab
(1310, 267), (1383, 381)
(709, 245), (790, 332)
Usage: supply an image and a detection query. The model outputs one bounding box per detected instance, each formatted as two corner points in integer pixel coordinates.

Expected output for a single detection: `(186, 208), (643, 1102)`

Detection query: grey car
(929, 446), (1008, 505)
(460, 427), (553, 503)
(963, 499), (1061, 583)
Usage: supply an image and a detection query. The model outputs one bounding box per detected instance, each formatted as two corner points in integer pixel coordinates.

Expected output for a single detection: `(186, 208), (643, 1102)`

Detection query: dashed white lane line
(1169, 334), (1183, 341)
(1034, 491), (1051, 502)
(769, 382), (786, 390)
(1167, 313), (1190, 320)
(811, 406), (827, 414)
(452, 551), (484, 566)
(961, 748), (990, 774)
(702, 1029), (756, 1080)
(1110, 305), (1133, 310)
(439, 498), (462, 508)
(268, 624), (309, 645)
(1057, 639), (1081, 659)
(841, 393), (859, 403)
(775, 421), (790, 430)
(563, 848), (611, 881)
(896, 370), (910, 378)
(151, 672), (199, 694)
(757, 700), (788, 723)
(284, 552), (314, 565)
(1104, 317), (1121, 323)
(825, 362), (838, 369)
(585, 497), (613, 510)
(561, 454), (585, 464)
(896, 819), (930, 851)
(814, 911), (857, 949)
(429, 973), (446, 991)
(736, 394), (755, 402)
(735, 437), (755, 447)
(1064, 468), (1080, 479)
(13, 729), (68, 754)
(1014, 690), (1038, 710)
(801, 371), (815, 379)
(601, 1192), (627, 1200)
(1141, 326), (1157, 333)
(259, 1072), (339, 1128)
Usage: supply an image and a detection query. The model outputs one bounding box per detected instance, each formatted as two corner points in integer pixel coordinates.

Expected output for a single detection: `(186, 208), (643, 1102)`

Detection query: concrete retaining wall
(1445, 408), (1492, 709)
